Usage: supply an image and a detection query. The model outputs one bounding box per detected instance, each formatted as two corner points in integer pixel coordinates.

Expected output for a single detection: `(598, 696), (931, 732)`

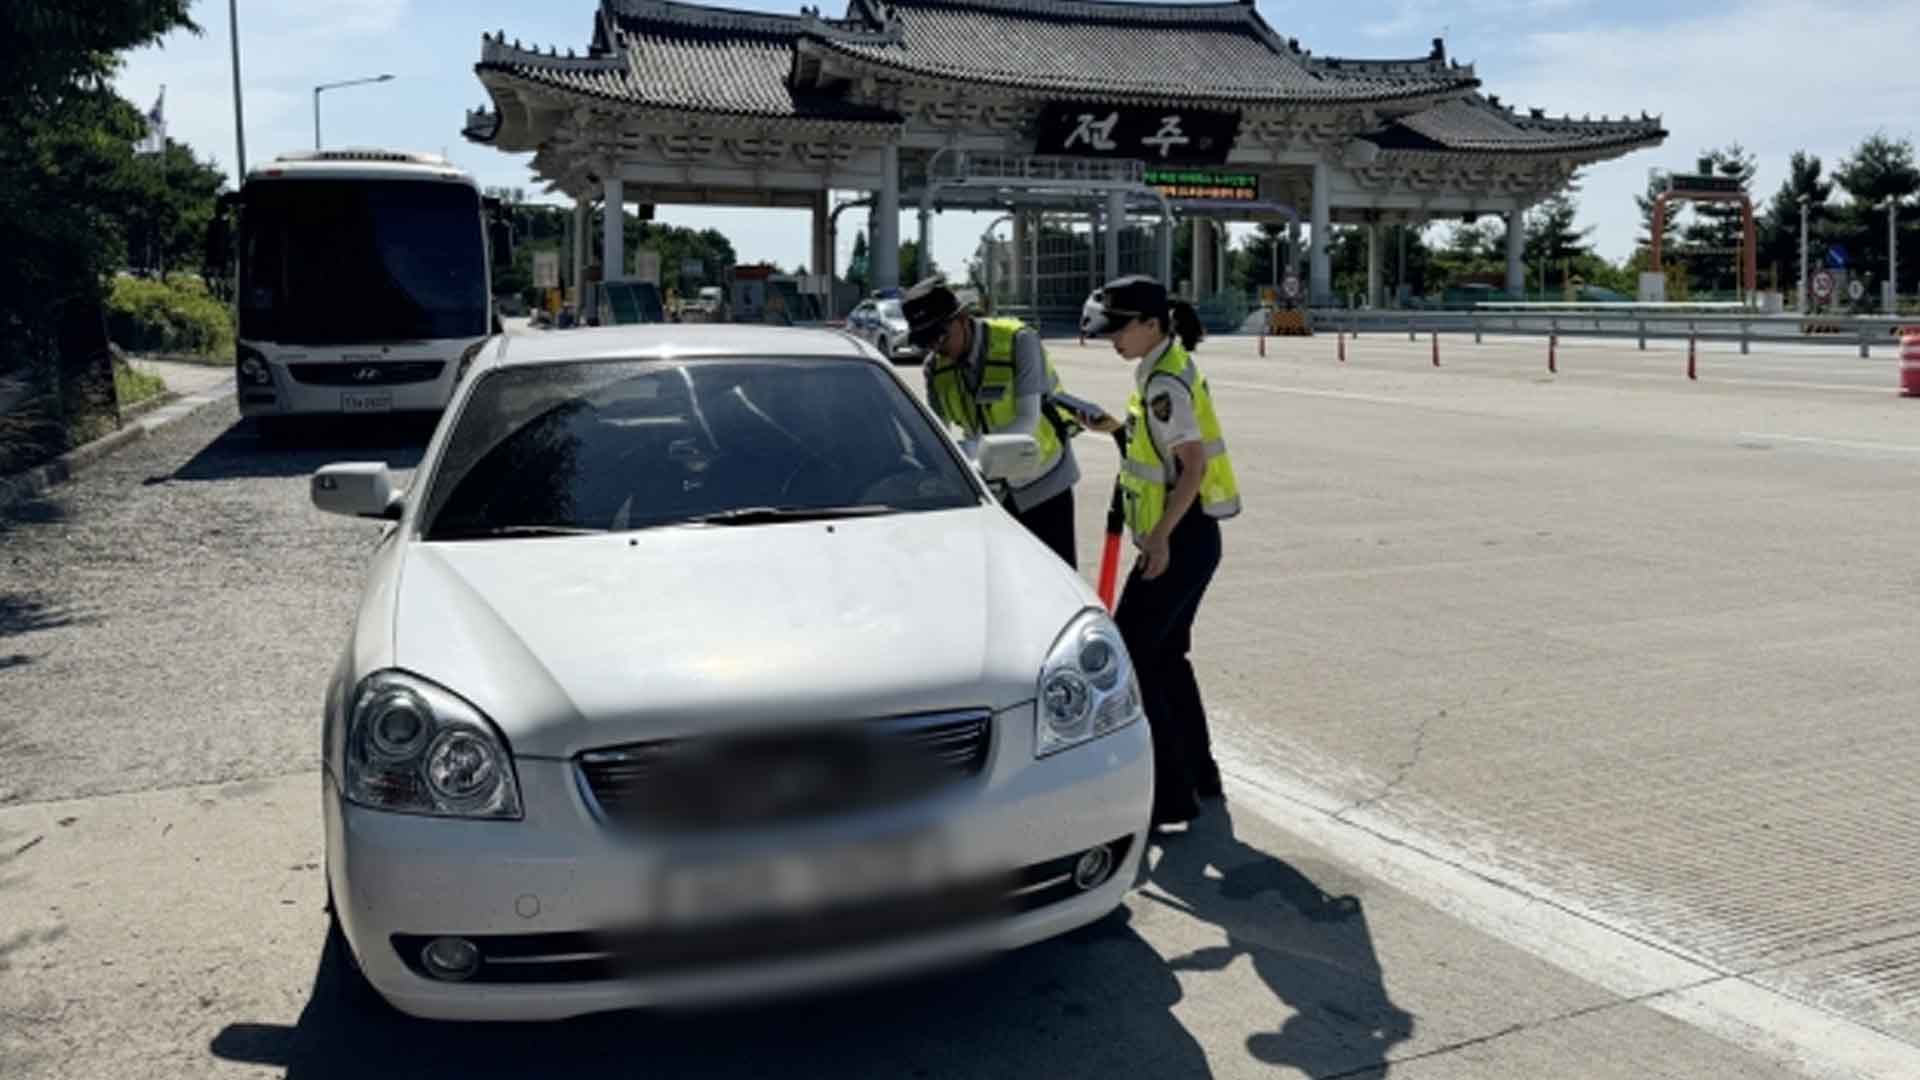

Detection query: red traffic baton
(1096, 430), (1128, 611)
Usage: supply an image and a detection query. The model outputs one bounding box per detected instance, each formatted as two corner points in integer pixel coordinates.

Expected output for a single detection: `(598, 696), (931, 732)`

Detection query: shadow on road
(211, 907), (1210, 1079)
(0, 494), (66, 537)
(154, 417), (433, 484)
(1151, 806), (1415, 1076)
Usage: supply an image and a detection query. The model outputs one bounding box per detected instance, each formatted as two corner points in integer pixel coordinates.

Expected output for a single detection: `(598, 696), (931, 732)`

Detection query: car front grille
(288, 360), (444, 386)
(388, 836), (1132, 984)
(576, 710), (992, 830)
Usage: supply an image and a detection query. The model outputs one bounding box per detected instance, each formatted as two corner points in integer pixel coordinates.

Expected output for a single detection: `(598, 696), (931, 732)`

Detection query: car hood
(386, 507), (1091, 757)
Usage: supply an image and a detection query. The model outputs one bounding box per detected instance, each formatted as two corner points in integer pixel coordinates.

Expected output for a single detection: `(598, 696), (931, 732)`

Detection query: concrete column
(602, 176), (624, 280)
(872, 140), (900, 290)
(1310, 162), (1331, 305)
(1365, 223), (1381, 308)
(1505, 208), (1526, 297)
(1192, 218), (1215, 297)
(917, 205), (932, 281)
(571, 199), (589, 303)
(1106, 188), (1126, 282)
(1011, 211), (1029, 298)
(810, 191), (831, 282)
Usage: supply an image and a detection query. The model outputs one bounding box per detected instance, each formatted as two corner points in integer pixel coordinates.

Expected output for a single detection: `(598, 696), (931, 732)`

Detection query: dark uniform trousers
(1114, 508), (1221, 822)
(1008, 487), (1078, 570)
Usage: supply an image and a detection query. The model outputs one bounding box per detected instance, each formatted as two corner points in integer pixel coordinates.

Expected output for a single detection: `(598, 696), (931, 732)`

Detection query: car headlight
(236, 344), (272, 386)
(342, 671), (522, 819)
(1036, 609), (1143, 758)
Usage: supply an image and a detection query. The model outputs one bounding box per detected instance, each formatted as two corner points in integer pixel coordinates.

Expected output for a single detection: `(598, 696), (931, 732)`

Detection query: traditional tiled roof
(808, 0), (1478, 104)
(1365, 96), (1666, 156)
(474, 7), (900, 124)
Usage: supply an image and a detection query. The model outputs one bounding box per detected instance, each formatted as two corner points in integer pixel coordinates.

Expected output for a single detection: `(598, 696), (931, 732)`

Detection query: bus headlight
(236, 344), (272, 387)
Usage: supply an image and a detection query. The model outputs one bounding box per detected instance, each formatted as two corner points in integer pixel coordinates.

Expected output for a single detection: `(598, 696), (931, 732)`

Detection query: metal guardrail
(1312, 309), (1920, 358)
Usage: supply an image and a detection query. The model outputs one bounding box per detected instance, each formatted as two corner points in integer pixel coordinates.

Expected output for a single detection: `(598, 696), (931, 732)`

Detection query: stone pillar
(1193, 218), (1214, 298)
(1011, 211), (1029, 298)
(1366, 222), (1381, 308)
(1106, 188), (1126, 283)
(917, 205), (933, 281)
(1505, 208), (1526, 297)
(811, 191), (831, 282)
(1310, 162), (1331, 306)
(873, 140), (900, 291)
(571, 198), (589, 304)
(602, 176), (625, 280)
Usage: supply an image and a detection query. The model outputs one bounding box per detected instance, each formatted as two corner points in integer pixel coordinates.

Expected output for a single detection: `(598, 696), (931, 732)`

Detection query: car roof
(489, 325), (874, 369)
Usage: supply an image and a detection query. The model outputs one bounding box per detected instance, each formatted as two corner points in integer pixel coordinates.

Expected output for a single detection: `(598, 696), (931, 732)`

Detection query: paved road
(3, 333), (1915, 1077)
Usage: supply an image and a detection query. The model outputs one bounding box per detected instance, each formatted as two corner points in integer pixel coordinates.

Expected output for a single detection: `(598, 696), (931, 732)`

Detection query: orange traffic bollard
(1901, 331), (1920, 396)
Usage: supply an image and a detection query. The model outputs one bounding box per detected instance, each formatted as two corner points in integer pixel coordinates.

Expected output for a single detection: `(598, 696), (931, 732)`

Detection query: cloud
(1492, 0), (1920, 260)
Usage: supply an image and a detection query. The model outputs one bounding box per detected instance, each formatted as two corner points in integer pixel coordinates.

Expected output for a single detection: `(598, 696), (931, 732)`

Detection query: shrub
(105, 274), (233, 359)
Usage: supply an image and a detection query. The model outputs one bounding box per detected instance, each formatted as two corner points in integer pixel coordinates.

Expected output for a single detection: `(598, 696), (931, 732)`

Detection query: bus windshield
(239, 179), (487, 345)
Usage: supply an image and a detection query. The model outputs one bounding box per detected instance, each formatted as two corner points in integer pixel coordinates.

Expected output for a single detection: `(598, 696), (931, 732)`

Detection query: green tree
(847, 231), (870, 292)
(1756, 152), (1834, 292)
(0, 1), (199, 468)
(899, 239), (936, 283)
(113, 139), (228, 277)
(1833, 133), (1919, 294)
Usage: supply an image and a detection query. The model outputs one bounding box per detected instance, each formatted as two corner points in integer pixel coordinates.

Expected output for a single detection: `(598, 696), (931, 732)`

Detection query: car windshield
(420, 356), (980, 540)
(238, 178), (487, 344)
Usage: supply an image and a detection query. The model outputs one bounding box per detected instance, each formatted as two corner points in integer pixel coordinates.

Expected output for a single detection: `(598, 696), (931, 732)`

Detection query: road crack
(1332, 706), (1447, 823)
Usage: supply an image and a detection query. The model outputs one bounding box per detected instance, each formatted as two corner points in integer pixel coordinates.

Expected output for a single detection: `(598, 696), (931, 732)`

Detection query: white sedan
(311, 325), (1152, 1021)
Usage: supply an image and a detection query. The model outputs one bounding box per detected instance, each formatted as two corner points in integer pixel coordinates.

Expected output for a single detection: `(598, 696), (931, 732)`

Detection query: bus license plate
(340, 392), (392, 413)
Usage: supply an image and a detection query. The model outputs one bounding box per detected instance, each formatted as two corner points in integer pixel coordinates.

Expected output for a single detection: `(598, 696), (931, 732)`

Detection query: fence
(1315, 308), (1920, 358)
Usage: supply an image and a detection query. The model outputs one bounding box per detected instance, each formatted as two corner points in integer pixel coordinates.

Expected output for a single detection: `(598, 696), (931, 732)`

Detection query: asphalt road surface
(4, 330), (1916, 1078)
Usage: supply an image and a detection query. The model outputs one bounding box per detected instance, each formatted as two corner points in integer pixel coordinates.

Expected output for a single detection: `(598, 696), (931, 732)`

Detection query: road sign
(1811, 269), (1835, 301)
(1827, 245), (1848, 269)
(1847, 279), (1866, 302)
(532, 251), (559, 290)
(1281, 272), (1302, 301)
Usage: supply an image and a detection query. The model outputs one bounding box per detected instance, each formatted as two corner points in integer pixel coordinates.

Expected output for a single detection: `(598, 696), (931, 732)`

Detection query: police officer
(1079, 275), (1241, 827)
(902, 278), (1083, 566)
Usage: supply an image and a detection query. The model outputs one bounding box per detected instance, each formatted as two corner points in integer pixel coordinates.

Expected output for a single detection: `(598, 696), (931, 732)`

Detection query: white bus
(208, 150), (511, 425)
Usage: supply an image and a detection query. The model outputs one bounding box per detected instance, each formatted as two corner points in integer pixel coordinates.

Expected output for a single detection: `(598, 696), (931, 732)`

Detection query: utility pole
(313, 74), (395, 151)
(1798, 195), (1809, 314)
(1889, 197), (1900, 313)
(228, 0), (246, 176)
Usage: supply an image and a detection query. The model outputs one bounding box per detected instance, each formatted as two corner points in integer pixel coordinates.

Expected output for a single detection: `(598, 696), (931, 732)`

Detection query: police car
(309, 325), (1152, 1020)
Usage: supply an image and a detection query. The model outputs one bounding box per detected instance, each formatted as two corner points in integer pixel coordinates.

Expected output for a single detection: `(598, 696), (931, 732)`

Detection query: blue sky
(120, 0), (1920, 279)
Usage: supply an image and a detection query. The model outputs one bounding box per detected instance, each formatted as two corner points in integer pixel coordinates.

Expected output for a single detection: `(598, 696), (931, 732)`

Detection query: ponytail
(1168, 300), (1205, 351)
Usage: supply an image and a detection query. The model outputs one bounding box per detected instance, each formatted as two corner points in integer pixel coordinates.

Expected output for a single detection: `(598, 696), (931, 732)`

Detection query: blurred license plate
(654, 832), (947, 928)
(340, 392), (392, 413)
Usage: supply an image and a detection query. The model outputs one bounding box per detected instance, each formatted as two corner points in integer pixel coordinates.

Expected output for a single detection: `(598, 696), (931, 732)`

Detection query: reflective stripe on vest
(927, 318), (1063, 470)
(1118, 342), (1242, 538)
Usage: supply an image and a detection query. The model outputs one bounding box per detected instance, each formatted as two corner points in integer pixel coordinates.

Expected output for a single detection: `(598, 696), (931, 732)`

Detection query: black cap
(1080, 275), (1169, 337)
(901, 278), (962, 348)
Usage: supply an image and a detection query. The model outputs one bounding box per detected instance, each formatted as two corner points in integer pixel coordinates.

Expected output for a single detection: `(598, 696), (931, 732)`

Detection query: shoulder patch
(1150, 392), (1173, 422)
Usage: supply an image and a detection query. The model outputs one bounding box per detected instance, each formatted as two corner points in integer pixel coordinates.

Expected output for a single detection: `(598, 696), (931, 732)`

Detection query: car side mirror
(972, 434), (1040, 482)
(313, 463), (404, 521)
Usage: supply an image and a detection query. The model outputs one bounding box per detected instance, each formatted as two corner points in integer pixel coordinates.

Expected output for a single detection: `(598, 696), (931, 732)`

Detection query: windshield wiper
(681, 505), (898, 526)
(431, 525), (607, 540)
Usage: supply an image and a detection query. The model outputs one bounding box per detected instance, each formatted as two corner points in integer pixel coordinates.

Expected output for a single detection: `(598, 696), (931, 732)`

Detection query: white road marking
(1216, 744), (1920, 1079)
(1738, 432), (1920, 456)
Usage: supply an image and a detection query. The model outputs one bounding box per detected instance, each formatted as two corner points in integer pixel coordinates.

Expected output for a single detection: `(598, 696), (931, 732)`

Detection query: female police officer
(1079, 275), (1241, 826)
(902, 278), (1083, 566)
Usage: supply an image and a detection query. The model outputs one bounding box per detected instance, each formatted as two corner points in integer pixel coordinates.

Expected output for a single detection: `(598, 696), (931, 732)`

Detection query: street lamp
(1798, 194), (1810, 314)
(228, 0), (246, 175)
(1886, 196), (1901, 313)
(313, 74), (395, 150)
